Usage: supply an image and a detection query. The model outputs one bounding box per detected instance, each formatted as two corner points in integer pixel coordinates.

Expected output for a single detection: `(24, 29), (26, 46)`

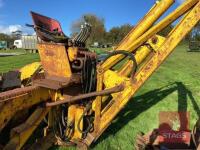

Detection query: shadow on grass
(187, 50), (200, 52)
(177, 82), (200, 132)
(92, 82), (200, 147)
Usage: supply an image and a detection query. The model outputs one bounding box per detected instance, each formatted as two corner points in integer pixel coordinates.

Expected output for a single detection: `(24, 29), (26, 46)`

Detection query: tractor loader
(0, 0), (200, 149)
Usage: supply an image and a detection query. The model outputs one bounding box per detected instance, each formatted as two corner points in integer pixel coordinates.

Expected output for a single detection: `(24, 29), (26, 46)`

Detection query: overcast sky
(0, 0), (184, 35)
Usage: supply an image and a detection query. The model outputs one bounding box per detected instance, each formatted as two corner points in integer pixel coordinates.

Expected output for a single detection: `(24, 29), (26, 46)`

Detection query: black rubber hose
(77, 103), (93, 134)
(84, 56), (90, 93)
(102, 50), (137, 79)
(91, 60), (97, 92)
(58, 121), (65, 139)
(82, 55), (87, 93)
(78, 57), (96, 134)
(88, 58), (95, 93)
(61, 105), (67, 128)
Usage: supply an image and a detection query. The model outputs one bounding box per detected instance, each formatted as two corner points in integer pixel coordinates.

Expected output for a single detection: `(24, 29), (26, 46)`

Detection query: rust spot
(151, 36), (158, 44)
(4, 119), (7, 123)
(45, 50), (55, 57)
(0, 86), (39, 102)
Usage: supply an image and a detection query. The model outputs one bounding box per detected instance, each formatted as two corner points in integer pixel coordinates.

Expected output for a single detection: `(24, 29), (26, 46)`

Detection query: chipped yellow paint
(20, 62), (41, 81)
(38, 43), (72, 78)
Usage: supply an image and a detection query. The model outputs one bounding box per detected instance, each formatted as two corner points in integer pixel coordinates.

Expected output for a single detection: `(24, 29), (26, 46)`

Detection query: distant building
(0, 41), (7, 50)
(91, 42), (112, 48)
(14, 35), (38, 52)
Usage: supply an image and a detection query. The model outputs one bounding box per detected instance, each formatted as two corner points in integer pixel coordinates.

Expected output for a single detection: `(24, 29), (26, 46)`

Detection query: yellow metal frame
(4, 108), (50, 150)
(0, 86), (51, 132)
(84, 0), (200, 145)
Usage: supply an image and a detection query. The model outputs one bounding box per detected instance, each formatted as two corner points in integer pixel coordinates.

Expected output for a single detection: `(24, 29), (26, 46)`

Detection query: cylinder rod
(116, 0), (174, 50)
(46, 84), (124, 107)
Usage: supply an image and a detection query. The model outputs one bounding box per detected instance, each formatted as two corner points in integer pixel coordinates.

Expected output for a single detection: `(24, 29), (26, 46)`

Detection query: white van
(14, 40), (22, 49)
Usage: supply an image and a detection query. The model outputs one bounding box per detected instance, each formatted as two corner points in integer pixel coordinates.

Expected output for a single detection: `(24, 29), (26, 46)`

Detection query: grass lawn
(89, 47), (112, 54)
(0, 51), (39, 72)
(0, 49), (27, 53)
(1, 43), (200, 149)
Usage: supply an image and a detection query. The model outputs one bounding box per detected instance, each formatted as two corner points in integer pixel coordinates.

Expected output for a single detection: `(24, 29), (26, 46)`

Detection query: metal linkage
(72, 23), (92, 47)
(0, 85), (51, 133)
(45, 84), (124, 107)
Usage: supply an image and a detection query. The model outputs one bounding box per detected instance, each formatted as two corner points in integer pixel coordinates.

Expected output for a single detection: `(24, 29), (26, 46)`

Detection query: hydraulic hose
(102, 50), (137, 79)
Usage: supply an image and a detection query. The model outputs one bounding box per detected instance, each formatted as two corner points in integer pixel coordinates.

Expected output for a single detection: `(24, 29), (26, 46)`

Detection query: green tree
(106, 24), (133, 44)
(0, 33), (16, 42)
(0, 33), (18, 48)
(71, 14), (106, 45)
(11, 30), (22, 39)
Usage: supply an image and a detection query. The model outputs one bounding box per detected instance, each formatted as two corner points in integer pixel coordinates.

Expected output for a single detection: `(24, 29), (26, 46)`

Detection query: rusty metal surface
(0, 85), (50, 132)
(46, 84), (124, 107)
(33, 74), (81, 90)
(134, 129), (195, 149)
(33, 78), (70, 90)
(0, 85), (38, 102)
(134, 133), (147, 150)
(38, 43), (72, 79)
(71, 58), (84, 70)
(192, 118), (200, 148)
(76, 141), (88, 150)
(0, 71), (21, 91)
(78, 50), (97, 59)
(82, 133), (95, 147)
(134, 130), (161, 150)
(4, 108), (50, 150)
(28, 133), (56, 150)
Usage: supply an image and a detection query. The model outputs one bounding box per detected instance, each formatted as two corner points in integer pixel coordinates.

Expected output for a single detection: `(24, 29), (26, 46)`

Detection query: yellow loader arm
(83, 0), (200, 145)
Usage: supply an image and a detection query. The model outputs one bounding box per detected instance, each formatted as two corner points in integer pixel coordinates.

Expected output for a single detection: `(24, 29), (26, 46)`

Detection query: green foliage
(0, 33), (17, 48)
(71, 15), (133, 46)
(89, 47), (112, 54)
(0, 33), (9, 41)
(106, 24), (133, 44)
(0, 52), (39, 72)
(71, 14), (106, 45)
(0, 33), (13, 42)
